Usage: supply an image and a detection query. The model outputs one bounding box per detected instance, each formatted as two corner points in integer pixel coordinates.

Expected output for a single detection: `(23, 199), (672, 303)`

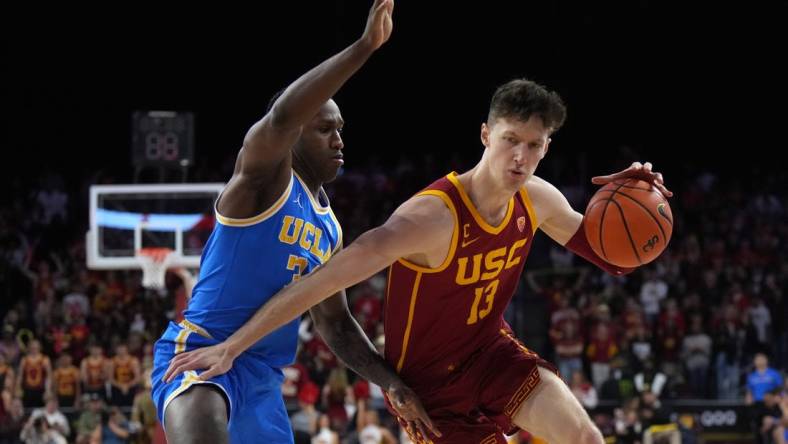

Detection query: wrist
(224, 340), (243, 360)
(352, 38), (378, 56)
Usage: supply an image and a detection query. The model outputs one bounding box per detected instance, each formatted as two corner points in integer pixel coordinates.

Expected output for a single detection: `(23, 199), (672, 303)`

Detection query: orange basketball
(583, 179), (673, 268)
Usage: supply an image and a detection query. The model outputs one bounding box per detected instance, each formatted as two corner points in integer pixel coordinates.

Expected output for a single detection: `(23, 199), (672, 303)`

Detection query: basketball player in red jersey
(165, 79), (672, 443)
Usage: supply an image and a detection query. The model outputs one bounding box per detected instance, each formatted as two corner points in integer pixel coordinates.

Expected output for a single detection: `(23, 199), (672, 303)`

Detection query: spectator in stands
(52, 354), (80, 409)
(682, 313), (712, 397)
(75, 394), (103, 444)
(747, 353), (784, 443)
(714, 302), (746, 399)
(130, 367), (156, 444)
(16, 340), (51, 408)
(0, 354), (14, 394)
(29, 395), (69, 439)
(0, 397), (25, 444)
(0, 327), (20, 367)
(81, 344), (108, 401)
(291, 381), (320, 444)
(634, 358), (668, 398)
(108, 344), (139, 407)
(570, 370), (598, 410)
(90, 407), (131, 444)
(640, 390), (680, 444)
(747, 353), (784, 405)
(19, 413), (66, 444)
(586, 322), (618, 389)
(757, 388), (786, 444)
(312, 414), (339, 444)
(554, 320), (584, 385)
(639, 268), (668, 326)
(356, 398), (397, 444)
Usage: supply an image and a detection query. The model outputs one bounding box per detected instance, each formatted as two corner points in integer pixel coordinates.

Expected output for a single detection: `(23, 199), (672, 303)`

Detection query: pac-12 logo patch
(517, 216), (526, 232)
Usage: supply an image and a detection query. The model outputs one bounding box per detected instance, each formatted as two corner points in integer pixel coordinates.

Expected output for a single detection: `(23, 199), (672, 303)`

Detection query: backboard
(86, 183), (224, 270)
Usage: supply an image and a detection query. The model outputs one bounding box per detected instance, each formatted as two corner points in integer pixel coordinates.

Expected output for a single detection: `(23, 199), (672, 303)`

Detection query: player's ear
(480, 123), (490, 148)
(544, 137), (552, 155)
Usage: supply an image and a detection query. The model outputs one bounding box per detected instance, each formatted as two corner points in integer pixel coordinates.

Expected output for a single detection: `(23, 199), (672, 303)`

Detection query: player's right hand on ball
(163, 343), (235, 383)
(388, 383), (442, 440)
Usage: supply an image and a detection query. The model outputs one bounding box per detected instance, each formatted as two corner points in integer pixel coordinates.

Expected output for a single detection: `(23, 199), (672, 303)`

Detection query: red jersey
(84, 356), (107, 389)
(112, 356), (137, 384)
(53, 366), (80, 397)
(385, 172), (538, 386)
(22, 355), (49, 390)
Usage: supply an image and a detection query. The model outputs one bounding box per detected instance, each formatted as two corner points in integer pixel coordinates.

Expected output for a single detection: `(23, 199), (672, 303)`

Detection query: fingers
(655, 182), (674, 198)
(197, 365), (221, 382)
(419, 413), (441, 438)
(163, 353), (187, 382)
(373, 0), (390, 15)
(163, 351), (199, 383)
(413, 420), (430, 442)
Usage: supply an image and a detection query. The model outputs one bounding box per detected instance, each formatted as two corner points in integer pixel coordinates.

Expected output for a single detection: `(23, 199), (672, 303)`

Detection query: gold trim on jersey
(385, 266), (393, 306)
(518, 187), (539, 234)
(173, 329), (193, 355)
(179, 319), (212, 339)
(215, 174), (294, 227)
(327, 206), (343, 255)
(293, 171), (331, 215)
(396, 272), (422, 372)
(396, 190), (459, 274)
(480, 434), (499, 444)
(162, 371), (233, 429)
(446, 172), (514, 234)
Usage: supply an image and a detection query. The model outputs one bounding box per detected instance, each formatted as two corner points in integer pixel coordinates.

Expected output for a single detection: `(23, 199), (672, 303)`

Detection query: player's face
(294, 100), (345, 183)
(480, 116), (551, 190)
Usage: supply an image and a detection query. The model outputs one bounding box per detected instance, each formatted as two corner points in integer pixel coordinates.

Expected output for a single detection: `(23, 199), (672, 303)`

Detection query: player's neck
(292, 161), (323, 200)
(460, 167), (513, 225)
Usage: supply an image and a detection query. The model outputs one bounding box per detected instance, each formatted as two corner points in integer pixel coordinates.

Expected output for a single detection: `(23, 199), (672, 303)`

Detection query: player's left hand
(361, 0), (394, 51)
(387, 383), (442, 440)
(162, 343), (236, 383)
(591, 161), (673, 198)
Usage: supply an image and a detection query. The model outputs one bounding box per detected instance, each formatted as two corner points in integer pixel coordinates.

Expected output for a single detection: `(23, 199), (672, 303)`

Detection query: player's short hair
(488, 79), (567, 132)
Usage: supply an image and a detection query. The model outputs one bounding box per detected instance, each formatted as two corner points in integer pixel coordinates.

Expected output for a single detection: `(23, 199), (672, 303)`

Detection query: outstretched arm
(238, 0), (393, 179)
(163, 194), (447, 380)
(220, 0), (395, 217)
(163, 194), (450, 435)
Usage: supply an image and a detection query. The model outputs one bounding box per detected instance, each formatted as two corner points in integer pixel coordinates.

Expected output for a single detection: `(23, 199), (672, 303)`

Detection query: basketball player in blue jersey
(151, 1), (436, 443)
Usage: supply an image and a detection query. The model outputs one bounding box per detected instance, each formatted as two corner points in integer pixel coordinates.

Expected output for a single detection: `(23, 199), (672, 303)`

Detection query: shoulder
(396, 192), (455, 221)
(523, 175), (570, 225)
(523, 175), (564, 204)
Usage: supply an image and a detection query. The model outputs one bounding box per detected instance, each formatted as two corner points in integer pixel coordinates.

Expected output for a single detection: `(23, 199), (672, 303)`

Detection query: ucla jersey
(184, 171), (342, 367)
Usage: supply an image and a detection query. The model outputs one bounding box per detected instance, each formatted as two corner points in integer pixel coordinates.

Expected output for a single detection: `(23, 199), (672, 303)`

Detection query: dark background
(3, 1), (786, 188)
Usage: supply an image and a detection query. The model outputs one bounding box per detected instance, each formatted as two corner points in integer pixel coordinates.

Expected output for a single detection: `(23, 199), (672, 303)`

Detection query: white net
(136, 248), (175, 289)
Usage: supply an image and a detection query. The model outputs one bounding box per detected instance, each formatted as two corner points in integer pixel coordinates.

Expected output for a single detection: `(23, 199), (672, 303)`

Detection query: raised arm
(220, 0), (394, 216)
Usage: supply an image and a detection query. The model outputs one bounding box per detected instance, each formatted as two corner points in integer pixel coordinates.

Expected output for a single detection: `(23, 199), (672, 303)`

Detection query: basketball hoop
(136, 247), (175, 289)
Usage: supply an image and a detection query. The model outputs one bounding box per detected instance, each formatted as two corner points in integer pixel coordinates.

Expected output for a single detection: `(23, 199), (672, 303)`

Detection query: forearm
(267, 40), (375, 129)
(564, 220), (635, 276)
(226, 238), (388, 358)
(314, 312), (400, 390)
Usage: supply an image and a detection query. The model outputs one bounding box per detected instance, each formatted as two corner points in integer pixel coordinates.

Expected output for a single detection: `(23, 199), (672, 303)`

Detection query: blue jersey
(746, 367), (783, 402)
(184, 171), (342, 367)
